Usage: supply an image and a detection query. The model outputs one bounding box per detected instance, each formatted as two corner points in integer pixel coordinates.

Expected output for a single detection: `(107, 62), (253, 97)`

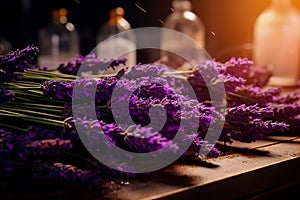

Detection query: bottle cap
(172, 0), (192, 11)
(109, 7), (125, 19)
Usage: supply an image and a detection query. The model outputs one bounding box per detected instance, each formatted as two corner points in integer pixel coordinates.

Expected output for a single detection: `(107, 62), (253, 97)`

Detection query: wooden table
(99, 135), (300, 200)
(4, 134), (296, 200)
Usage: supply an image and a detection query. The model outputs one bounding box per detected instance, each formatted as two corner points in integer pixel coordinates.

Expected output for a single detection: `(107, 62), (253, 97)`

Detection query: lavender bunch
(188, 59), (247, 102)
(188, 58), (274, 104)
(266, 103), (300, 134)
(25, 139), (73, 158)
(40, 80), (73, 100)
(222, 104), (289, 143)
(1, 128), (73, 161)
(57, 53), (127, 75)
(227, 119), (289, 143)
(32, 161), (102, 188)
(41, 77), (118, 105)
(224, 57), (272, 87)
(27, 125), (64, 141)
(64, 117), (179, 154)
(2, 44), (300, 188)
(0, 45), (39, 83)
(227, 85), (282, 107)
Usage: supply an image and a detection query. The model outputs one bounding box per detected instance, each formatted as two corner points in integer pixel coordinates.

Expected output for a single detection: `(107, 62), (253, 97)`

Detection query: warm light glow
(183, 11), (197, 21)
(59, 8), (67, 16)
(115, 7), (124, 16)
(118, 18), (131, 30)
(60, 16), (67, 24)
(65, 22), (75, 31)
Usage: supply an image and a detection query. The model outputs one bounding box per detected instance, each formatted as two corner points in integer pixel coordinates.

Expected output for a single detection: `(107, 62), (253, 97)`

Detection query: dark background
(1, 0), (300, 62)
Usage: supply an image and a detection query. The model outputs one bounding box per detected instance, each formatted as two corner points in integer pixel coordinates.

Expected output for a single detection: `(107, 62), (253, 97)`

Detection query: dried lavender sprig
(40, 80), (73, 100)
(226, 104), (274, 123)
(224, 57), (272, 87)
(183, 133), (220, 159)
(25, 139), (73, 158)
(57, 53), (127, 75)
(0, 45), (39, 67)
(0, 45), (39, 83)
(284, 115), (300, 134)
(41, 77), (118, 104)
(270, 103), (300, 119)
(273, 90), (300, 104)
(224, 119), (289, 143)
(123, 125), (178, 153)
(32, 161), (102, 188)
(27, 126), (63, 142)
(65, 117), (179, 154)
(224, 57), (254, 78)
(228, 85), (282, 107)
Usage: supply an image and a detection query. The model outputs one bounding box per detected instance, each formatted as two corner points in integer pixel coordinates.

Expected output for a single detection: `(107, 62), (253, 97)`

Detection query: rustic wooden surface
(1, 134), (299, 200)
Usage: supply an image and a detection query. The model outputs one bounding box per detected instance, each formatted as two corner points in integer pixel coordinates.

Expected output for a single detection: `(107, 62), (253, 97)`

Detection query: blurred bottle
(160, 0), (206, 70)
(0, 35), (12, 55)
(253, 0), (300, 87)
(37, 8), (80, 70)
(96, 7), (136, 69)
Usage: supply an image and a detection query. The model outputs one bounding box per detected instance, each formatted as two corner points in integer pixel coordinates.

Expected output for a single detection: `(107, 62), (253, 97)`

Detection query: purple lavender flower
(0, 129), (28, 161)
(221, 74), (246, 93)
(41, 80), (73, 100)
(57, 55), (85, 75)
(57, 53), (127, 75)
(224, 57), (272, 87)
(123, 125), (178, 153)
(95, 76), (117, 104)
(266, 103), (300, 134)
(225, 119), (289, 143)
(0, 45), (39, 67)
(0, 45), (39, 83)
(188, 60), (229, 102)
(64, 117), (179, 154)
(271, 103), (300, 119)
(228, 85), (282, 107)
(25, 139), (73, 158)
(220, 103), (290, 143)
(0, 88), (15, 104)
(224, 57), (254, 78)
(41, 77), (118, 104)
(183, 133), (220, 159)
(244, 65), (273, 87)
(273, 90), (300, 104)
(226, 104), (274, 123)
(26, 125), (64, 141)
(32, 161), (102, 187)
(284, 115), (300, 134)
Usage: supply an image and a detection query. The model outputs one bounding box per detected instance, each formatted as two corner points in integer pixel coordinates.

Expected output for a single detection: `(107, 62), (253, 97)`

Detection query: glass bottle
(252, 0), (300, 87)
(96, 7), (136, 69)
(160, 0), (206, 69)
(37, 8), (80, 70)
(0, 35), (12, 55)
